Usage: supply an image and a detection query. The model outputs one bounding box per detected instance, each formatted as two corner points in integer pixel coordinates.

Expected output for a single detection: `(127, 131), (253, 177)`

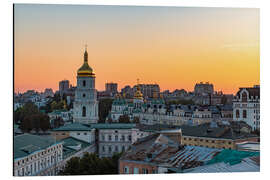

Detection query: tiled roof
(186, 156), (260, 173)
(121, 133), (221, 170)
(90, 123), (136, 129)
(60, 137), (92, 158)
(236, 87), (260, 98)
(14, 134), (59, 160)
(52, 123), (91, 131)
(179, 123), (258, 140)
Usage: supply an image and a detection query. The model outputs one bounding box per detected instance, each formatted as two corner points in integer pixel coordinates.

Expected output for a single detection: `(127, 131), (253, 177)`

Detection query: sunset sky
(14, 4), (259, 95)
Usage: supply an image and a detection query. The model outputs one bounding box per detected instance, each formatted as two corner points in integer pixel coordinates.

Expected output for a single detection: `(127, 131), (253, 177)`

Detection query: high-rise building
(134, 84), (160, 98)
(233, 85), (260, 131)
(73, 47), (99, 124)
(105, 82), (118, 95)
(59, 80), (69, 96)
(194, 82), (214, 95)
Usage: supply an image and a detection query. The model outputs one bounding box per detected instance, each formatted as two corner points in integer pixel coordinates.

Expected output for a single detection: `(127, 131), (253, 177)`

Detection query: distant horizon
(14, 5), (260, 95)
(14, 82), (260, 95)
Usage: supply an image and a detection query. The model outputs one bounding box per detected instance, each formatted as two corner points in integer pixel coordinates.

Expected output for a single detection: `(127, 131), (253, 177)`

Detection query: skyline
(14, 4), (260, 94)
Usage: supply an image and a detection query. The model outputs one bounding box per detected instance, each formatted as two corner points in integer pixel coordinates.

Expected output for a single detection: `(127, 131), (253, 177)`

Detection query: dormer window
(242, 92), (247, 102)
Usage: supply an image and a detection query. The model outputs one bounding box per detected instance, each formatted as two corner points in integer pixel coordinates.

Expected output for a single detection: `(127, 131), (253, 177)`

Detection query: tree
(15, 102), (51, 133)
(98, 98), (113, 123)
(59, 157), (81, 175)
(167, 99), (194, 105)
(59, 152), (122, 175)
(14, 102), (39, 124)
(118, 114), (130, 123)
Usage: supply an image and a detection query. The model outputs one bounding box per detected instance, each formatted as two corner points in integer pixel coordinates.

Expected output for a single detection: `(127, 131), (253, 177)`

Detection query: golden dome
(77, 49), (95, 77)
(134, 85), (143, 100)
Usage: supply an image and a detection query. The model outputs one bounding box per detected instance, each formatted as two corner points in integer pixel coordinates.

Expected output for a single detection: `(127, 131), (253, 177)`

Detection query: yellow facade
(181, 136), (235, 149)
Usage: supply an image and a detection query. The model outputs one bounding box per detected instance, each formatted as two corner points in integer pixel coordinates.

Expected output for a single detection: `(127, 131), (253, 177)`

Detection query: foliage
(167, 99), (194, 105)
(14, 102), (51, 132)
(98, 98), (113, 123)
(59, 152), (122, 175)
(118, 114), (130, 123)
(50, 100), (67, 111)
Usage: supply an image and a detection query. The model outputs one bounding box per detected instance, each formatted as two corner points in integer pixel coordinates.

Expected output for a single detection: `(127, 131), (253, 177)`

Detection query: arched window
(82, 106), (86, 117)
(242, 92), (247, 102)
(83, 80), (86, 87)
(243, 110), (247, 118)
(236, 109), (240, 118)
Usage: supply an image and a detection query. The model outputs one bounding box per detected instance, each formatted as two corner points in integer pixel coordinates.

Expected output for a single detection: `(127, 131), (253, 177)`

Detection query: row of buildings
(14, 120), (259, 176)
(14, 48), (260, 176)
(108, 84), (260, 130)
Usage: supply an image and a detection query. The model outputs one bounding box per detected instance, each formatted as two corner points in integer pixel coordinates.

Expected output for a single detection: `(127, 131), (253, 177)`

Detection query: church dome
(77, 49), (95, 77)
(134, 85), (143, 100)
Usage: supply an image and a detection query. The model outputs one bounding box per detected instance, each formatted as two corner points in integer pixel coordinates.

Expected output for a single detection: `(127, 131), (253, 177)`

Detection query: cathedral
(73, 47), (99, 124)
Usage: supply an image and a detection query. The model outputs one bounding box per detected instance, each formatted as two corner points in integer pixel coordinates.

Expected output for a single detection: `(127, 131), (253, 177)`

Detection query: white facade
(14, 143), (63, 176)
(98, 129), (133, 157)
(233, 87), (260, 130)
(69, 130), (95, 144)
(73, 50), (99, 124)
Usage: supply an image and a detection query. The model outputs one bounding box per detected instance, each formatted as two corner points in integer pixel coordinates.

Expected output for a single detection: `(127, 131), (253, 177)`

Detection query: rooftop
(90, 123), (136, 129)
(52, 123), (91, 131)
(121, 133), (222, 170)
(14, 134), (59, 160)
(186, 156), (260, 173)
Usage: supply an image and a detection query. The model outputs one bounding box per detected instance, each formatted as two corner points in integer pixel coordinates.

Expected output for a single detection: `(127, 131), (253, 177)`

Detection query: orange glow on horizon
(14, 5), (260, 95)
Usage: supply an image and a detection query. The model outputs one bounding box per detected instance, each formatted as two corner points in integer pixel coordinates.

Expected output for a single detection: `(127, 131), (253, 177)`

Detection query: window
(102, 135), (105, 141)
(242, 92), (247, 102)
(142, 168), (148, 174)
(84, 133), (87, 135)
(212, 140), (215, 143)
(133, 168), (139, 174)
(102, 146), (105, 152)
(109, 135), (112, 141)
(128, 135), (132, 141)
(82, 106), (86, 117)
(122, 146), (125, 152)
(77, 133), (80, 135)
(83, 94), (86, 98)
(122, 135), (125, 141)
(83, 80), (86, 87)
(236, 109), (240, 118)
(243, 110), (247, 118)
(108, 146), (112, 152)
(124, 166), (129, 174)
(115, 146), (118, 152)
(115, 135), (118, 141)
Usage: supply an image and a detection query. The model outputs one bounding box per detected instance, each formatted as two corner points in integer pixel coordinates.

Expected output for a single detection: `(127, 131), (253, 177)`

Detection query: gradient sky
(14, 4), (259, 95)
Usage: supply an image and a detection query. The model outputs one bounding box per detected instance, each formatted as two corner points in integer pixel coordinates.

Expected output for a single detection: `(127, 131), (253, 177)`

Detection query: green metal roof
(90, 123), (136, 129)
(52, 123), (91, 131)
(14, 134), (60, 160)
(60, 137), (92, 159)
